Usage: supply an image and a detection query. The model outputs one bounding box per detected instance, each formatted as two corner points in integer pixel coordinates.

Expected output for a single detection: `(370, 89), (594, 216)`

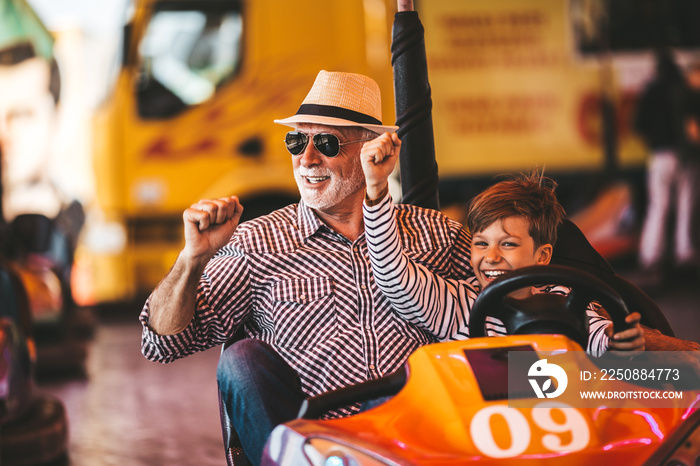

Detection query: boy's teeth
(484, 270), (506, 278)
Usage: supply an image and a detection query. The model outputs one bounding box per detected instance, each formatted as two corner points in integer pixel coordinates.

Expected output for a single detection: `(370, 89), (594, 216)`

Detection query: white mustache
(295, 168), (332, 178)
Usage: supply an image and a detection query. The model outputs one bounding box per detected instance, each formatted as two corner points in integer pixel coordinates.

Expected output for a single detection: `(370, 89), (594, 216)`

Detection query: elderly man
(139, 70), (472, 464)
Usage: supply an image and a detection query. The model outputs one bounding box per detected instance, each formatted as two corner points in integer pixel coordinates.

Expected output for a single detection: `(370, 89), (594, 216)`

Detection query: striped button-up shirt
(140, 199), (472, 414)
(363, 194), (611, 357)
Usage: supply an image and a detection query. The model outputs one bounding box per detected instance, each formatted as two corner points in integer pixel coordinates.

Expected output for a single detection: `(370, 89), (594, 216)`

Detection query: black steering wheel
(469, 265), (630, 349)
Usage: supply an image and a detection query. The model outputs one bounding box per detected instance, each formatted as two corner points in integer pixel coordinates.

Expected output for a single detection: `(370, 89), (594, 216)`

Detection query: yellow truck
(81, 0), (695, 304)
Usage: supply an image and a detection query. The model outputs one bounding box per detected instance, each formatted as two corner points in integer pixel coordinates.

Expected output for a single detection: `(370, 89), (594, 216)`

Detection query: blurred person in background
(678, 60), (700, 274)
(633, 48), (698, 285)
(0, 23), (84, 298)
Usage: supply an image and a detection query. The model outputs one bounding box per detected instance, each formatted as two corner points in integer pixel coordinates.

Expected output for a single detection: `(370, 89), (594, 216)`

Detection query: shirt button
(369, 364), (375, 370)
(361, 285), (367, 290)
(299, 294), (306, 301)
(365, 325), (371, 330)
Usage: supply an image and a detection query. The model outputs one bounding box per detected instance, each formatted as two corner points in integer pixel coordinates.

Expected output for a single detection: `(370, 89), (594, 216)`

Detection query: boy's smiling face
(470, 216), (553, 292)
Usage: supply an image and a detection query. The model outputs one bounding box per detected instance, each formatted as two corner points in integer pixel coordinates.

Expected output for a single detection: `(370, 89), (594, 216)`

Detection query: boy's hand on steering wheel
(607, 311), (645, 352)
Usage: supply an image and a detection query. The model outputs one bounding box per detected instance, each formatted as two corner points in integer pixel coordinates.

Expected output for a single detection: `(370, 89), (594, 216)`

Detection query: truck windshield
(136, 1), (243, 118)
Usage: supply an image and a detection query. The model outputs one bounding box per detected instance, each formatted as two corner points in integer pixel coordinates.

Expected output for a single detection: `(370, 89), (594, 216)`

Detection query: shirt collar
(297, 199), (363, 245)
(297, 199), (326, 240)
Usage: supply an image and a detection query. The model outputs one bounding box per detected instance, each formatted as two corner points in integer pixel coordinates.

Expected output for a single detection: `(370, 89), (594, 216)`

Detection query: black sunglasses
(284, 131), (372, 157)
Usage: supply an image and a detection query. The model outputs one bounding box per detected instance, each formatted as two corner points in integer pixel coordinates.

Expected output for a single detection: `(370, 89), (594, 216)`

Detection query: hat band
(296, 104), (382, 126)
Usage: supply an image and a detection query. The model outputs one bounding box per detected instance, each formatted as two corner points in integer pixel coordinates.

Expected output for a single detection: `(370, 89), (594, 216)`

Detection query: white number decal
(470, 402), (590, 458)
(531, 402), (590, 452)
(470, 405), (531, 458)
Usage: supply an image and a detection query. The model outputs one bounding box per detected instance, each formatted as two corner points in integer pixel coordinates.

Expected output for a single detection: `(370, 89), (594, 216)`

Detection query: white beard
(294, 160), (365, 211)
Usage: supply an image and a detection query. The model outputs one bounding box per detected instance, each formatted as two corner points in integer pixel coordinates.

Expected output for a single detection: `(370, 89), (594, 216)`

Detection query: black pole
(391, 10), (440, 210)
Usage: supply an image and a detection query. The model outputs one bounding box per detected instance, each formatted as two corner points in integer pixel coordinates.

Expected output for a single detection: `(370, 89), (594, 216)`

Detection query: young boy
(360, 134), (644, 356)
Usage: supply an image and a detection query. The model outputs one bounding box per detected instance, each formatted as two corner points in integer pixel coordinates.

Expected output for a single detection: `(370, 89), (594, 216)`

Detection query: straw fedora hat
(274, 70), (398, 133)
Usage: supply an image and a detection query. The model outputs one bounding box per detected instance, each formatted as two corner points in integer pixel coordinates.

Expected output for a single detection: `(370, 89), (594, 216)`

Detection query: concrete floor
(38, 319), (225, 466)
(37, 269), (700, 466)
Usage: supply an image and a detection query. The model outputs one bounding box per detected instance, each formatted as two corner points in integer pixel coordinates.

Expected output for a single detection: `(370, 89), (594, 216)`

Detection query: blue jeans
(217, 339), (305, 465)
